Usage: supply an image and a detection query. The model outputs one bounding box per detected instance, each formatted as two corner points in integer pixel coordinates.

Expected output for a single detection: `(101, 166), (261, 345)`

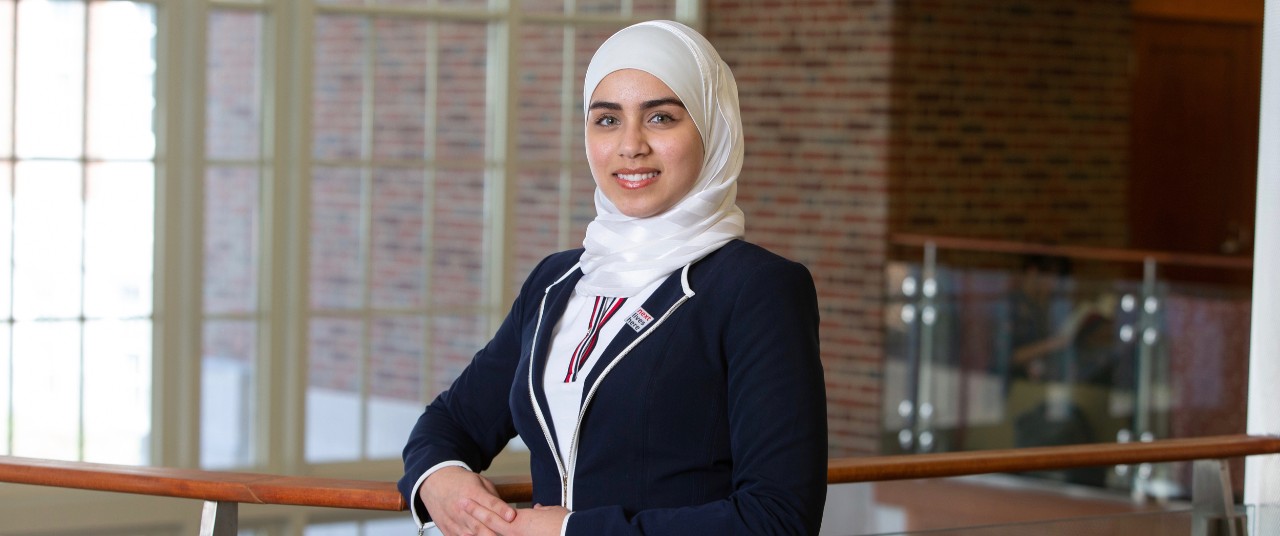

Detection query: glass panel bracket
(913, 241), (937, 453)
(1193, 459), (1247, 536)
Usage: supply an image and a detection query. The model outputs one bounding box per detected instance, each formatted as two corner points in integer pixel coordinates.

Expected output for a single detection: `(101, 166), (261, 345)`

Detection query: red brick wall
(707, 0), (1132, 455)
(708, 0), (895, 456)
(888, 1), (1131, 247)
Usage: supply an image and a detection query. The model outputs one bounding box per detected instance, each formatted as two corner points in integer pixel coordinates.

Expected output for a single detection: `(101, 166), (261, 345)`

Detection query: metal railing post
(199, 500), (238, 536)
(1132, 256), (1166, 499)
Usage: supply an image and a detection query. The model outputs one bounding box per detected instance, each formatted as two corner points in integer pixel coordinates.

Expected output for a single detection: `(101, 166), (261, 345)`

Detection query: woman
(399, 20), (828, 536)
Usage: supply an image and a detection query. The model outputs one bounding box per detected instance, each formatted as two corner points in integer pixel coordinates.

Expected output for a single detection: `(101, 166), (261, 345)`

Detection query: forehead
(589, 68), (679, 103)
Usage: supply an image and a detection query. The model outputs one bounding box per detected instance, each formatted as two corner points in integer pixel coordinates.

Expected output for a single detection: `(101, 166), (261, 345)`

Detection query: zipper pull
(561, 474), (569, 506)
(417, 524), (426, 536)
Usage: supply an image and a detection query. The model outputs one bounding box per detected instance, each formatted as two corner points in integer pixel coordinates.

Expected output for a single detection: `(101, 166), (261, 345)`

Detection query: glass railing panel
(1250, 504), (1280, 534)
(882, 244), (1251, 497)
(884, 257), (1146, 459)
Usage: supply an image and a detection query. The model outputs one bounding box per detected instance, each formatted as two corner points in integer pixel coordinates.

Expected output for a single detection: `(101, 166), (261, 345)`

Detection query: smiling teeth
(617, 172), (659, 182)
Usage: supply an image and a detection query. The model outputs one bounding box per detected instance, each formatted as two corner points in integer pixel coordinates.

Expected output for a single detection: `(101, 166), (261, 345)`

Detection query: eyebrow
(588, 97), (686, 112)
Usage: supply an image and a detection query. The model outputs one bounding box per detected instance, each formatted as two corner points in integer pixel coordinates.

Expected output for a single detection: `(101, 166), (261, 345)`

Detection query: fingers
(438, 501), (499, 536)
(463, 498), (511, 531)
(421, 469), (511, 536)
(472, 490), (516, 522)
(474, 477), (515, 521)
(433, 502), (491, 536)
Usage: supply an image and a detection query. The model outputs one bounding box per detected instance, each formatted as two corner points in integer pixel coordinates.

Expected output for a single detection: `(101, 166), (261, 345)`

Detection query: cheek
(673, 129), (704, 178)
(587, 130), (606, 151)
(585, 139), (609, 180)
(663, 141), (703, 183)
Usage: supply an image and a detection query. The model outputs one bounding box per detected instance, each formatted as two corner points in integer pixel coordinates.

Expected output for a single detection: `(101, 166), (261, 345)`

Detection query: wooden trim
(4, 435), (1280, 511)
(1133, 0), (1264, 24)
(890, 233), (1254, 270)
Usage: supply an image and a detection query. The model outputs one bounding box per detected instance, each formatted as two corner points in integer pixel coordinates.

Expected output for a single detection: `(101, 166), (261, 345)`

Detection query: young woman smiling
(399, 20), (828, 536)
(586, 68), (705, 219)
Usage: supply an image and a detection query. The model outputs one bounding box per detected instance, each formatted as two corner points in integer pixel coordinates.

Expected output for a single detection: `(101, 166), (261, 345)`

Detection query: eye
(593, 115), (619, 127)
(648, 112), (674, 125)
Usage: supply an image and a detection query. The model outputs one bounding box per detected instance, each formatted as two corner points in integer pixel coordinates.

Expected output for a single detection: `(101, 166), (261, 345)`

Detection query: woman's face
(586, 69), (705, 219)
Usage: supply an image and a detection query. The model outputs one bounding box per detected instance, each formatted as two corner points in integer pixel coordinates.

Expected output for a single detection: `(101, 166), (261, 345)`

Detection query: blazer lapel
(577, 267), (692, 393)
(528, 265), (584, 456)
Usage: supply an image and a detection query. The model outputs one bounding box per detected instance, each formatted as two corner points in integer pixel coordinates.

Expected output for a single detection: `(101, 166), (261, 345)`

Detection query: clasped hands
(421, 466), (568, 536)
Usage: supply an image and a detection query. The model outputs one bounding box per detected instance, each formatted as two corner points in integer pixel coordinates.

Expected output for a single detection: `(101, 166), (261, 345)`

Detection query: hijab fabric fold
(577, 20), (746, 297)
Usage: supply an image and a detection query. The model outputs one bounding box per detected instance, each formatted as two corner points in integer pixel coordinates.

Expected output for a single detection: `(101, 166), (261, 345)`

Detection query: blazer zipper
(528, 272), (695, 511)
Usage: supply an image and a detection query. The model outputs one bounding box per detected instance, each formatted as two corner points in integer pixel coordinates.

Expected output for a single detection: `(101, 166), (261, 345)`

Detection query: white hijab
(576, 20), (746, 298)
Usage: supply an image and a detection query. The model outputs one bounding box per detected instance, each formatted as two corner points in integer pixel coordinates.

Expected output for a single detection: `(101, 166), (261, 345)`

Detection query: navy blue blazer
(400, 240), (827, 535)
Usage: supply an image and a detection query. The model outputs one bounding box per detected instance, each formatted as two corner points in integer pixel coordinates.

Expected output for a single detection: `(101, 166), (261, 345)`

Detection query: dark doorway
(1128, 17), (1261, 283)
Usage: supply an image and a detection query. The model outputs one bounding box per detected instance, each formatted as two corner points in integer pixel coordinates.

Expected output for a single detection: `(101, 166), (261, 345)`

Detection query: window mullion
(77, 0), (91, 464)
(154, 0), (209, 469)
(420, 20), (439, 415)
(487, 0), (514, 329)
(263, 0), (316, 475)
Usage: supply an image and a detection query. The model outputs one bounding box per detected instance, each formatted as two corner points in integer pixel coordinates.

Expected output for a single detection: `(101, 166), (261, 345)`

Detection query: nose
(618, 123), (650, 158)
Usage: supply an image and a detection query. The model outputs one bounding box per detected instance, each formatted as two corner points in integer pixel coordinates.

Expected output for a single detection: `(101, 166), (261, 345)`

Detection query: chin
(604, 193), (676, 219)
(619, 209), (654, 219)
(611, 204), (653, 218)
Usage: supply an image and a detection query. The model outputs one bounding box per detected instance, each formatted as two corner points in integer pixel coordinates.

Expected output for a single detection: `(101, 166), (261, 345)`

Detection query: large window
(202, 6), (267, 469)
(0, 0), (156, 465)
(303, 16), (495, 463)
(1, 0), (696, 483)
(196, 0), (698, 474)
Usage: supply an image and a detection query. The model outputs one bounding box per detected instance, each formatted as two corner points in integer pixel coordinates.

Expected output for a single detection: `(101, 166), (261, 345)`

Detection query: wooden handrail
(0, 455), (409, 511)
(2, 434), (1279, 510)
(890, 232), (1254, 270)
(828, 434), (1280, 483)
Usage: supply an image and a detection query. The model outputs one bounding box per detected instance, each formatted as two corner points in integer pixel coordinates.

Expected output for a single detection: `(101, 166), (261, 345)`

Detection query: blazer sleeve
(566, 258), (828, 535)
(397, 257), (548, 520)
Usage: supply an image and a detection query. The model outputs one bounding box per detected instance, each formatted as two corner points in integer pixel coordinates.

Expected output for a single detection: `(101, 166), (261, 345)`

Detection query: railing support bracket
(1193, 459), (1247, 536)
(200, 500), (238, 536)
